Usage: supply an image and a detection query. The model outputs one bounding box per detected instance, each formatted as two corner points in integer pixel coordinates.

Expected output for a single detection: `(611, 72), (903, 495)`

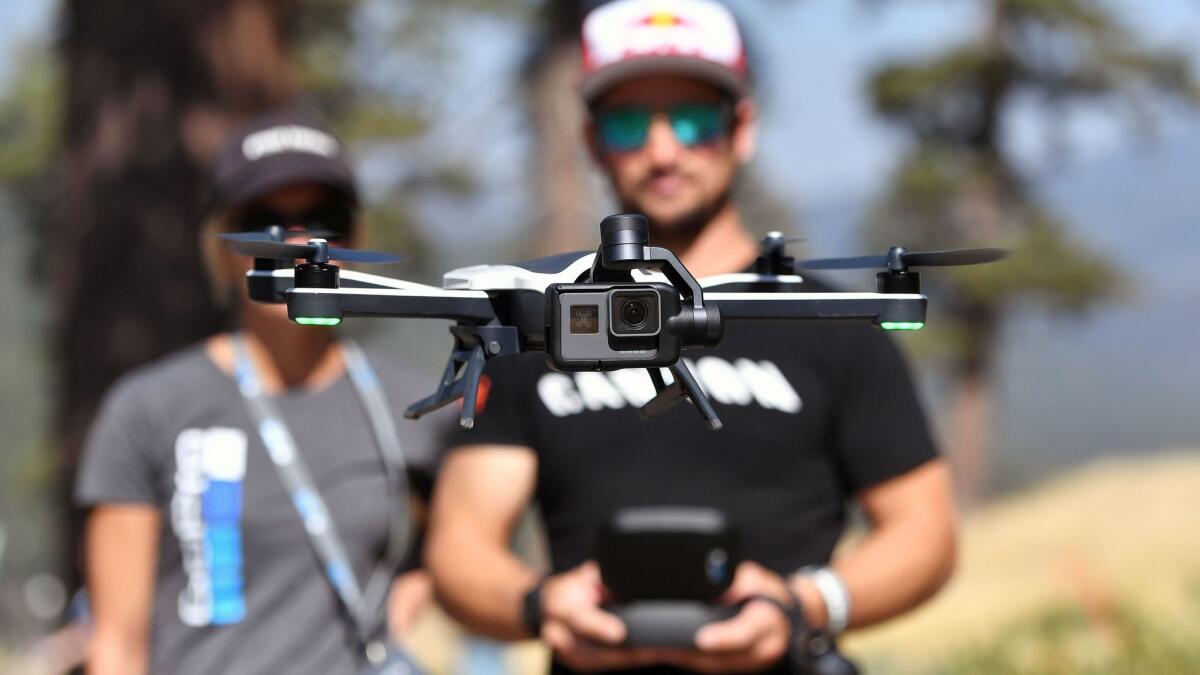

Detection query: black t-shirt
(449, 279), (938, 674)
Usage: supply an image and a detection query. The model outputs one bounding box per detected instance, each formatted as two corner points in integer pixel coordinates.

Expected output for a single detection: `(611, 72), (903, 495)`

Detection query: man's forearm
(426, 523), (542, 640)
(796, 517), (954, 630)
(792, 462), (957, 631)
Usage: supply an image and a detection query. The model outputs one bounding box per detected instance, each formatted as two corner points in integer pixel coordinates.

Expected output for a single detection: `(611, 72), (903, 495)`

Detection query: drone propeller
(795, 246), (1008, 272)
(219, 233), (404, 264)
(219, 228), (343, 243)
(761, 231), (805, 245)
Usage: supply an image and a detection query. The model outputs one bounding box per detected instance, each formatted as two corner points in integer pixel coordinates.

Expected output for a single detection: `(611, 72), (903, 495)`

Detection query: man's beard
(621, 184), (732, 242)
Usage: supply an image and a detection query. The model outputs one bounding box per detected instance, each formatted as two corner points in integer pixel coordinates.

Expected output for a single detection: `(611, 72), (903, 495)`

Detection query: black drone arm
(706, 290), (927, 326)
(285, 286), (516, 430)
(287, 287), (499, 324)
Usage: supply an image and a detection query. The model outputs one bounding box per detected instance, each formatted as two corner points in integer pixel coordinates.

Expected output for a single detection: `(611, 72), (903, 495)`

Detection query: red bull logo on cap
(637, 12), (691, 28)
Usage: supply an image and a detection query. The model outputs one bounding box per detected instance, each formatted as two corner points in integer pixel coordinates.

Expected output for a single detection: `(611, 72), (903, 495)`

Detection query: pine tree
(866, 0), (1197, 502)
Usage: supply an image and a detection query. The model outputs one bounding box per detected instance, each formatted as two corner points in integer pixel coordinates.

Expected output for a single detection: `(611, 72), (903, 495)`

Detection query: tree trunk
(527, 42), (594, 255)
(946, 371), (992, 508)
(54, 0), (296, 586)
(524, 1), (600, 255)
(945, 298), (1000, 506)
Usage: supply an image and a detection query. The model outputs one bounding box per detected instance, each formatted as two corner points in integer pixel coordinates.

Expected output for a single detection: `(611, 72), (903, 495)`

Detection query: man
(427, 1), (956, 673)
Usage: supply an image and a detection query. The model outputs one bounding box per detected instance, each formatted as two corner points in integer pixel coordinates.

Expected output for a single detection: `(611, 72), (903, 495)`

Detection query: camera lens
(620, 297), (649, 329)
(609, 290), (660, 337)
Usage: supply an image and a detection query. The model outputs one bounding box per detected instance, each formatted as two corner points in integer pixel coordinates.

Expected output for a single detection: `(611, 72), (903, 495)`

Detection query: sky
(0, 1), (54, 87)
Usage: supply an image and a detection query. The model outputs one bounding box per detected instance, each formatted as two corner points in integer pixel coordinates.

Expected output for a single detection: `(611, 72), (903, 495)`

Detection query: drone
(223, 214), (1006, 431)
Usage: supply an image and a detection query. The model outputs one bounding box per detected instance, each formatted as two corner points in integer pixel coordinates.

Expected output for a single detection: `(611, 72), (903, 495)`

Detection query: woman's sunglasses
(593, 102), (733, 153)
(234, 201), (355, 239)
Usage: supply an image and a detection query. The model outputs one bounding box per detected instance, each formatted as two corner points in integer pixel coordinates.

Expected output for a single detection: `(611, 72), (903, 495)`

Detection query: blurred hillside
(843, 450), (1200, 674)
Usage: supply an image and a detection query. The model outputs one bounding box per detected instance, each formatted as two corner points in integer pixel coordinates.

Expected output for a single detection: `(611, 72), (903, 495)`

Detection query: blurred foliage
(865, 0), (1199, 500)
(0, 50), (58, 182)
(868, 0), (1198, 374)
(872, 1), (1199, 147)
(913, 598), (1200, 675)
(285, 0), (537, 273)
(0, 0), (538, 277)
(0, 47), (60, 280)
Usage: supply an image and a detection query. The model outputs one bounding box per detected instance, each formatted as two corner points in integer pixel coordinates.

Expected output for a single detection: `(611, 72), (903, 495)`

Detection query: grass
(912, 600), (1200, 675)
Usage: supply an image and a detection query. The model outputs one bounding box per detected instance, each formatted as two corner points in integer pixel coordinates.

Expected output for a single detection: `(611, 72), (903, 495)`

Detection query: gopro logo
(242, 124), (338, 161)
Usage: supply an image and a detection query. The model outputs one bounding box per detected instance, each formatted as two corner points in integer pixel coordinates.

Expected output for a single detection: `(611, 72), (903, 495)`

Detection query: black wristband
(782, 586), (811, 638)
(747, 592), (806, 638)
(521, 578), (546, 638)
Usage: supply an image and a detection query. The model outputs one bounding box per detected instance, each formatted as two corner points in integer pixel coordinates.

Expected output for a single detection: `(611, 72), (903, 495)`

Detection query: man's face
(589, 75), (756, 234)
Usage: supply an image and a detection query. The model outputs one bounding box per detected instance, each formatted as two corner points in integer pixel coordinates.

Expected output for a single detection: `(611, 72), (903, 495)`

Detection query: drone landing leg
(456, 343), (488, 429)
(403, 342), (487, 429)
(640, 362), (723, 431)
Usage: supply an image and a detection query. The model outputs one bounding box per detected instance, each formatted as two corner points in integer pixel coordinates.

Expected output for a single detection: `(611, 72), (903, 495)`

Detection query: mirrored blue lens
(669, 104), (725, 147)
(595, 103), (728, 152)
(597, 108), (652, 152)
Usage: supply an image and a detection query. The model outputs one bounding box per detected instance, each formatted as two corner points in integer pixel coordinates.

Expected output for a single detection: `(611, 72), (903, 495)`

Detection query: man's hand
(539, 562), (663, 672)
(658, 562), (794, 673)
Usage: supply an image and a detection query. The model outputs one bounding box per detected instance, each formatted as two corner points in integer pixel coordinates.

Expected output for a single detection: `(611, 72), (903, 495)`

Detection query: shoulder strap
(340, 340), (413, 633)
(231, 336), (410, 649)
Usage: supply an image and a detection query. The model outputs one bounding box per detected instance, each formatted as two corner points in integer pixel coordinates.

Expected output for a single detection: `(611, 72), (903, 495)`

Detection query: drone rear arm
(706, 291), (927, 327)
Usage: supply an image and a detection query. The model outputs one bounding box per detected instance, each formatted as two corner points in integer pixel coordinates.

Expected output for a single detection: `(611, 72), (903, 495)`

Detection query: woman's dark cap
(209, 109), (358, 211)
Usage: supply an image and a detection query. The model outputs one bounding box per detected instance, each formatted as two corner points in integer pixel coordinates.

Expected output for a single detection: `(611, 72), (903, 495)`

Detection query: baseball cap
(580, 0), (749, 105)
(209, 109), (358, 211)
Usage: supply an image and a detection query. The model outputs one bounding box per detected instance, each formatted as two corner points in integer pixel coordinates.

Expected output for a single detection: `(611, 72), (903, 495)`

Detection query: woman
(76, 109), (445, 674)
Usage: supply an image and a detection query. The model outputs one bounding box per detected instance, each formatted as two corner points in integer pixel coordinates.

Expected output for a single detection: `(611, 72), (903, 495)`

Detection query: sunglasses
(593, 102), (733, 153)
(234, 201), (356, 238)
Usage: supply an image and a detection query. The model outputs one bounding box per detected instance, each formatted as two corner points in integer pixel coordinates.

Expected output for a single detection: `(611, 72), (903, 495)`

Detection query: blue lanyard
(231, 336), (409, 649)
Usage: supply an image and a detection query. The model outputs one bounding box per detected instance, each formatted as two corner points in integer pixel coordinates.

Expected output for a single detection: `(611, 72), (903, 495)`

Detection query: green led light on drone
(880, 321), (925, 331)
(294, 317), (342, 327)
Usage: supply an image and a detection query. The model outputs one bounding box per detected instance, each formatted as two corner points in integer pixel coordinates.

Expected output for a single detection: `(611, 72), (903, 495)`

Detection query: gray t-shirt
(75, 341), (453, 675)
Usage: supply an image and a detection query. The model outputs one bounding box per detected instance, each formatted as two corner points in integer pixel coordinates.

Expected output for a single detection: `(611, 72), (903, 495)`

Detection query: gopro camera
(546, 282), (682, 371)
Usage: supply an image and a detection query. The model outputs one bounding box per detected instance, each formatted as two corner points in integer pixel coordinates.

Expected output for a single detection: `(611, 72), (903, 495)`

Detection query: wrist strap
(521, 578), (546, 638)
(804, 566), (852, 635)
